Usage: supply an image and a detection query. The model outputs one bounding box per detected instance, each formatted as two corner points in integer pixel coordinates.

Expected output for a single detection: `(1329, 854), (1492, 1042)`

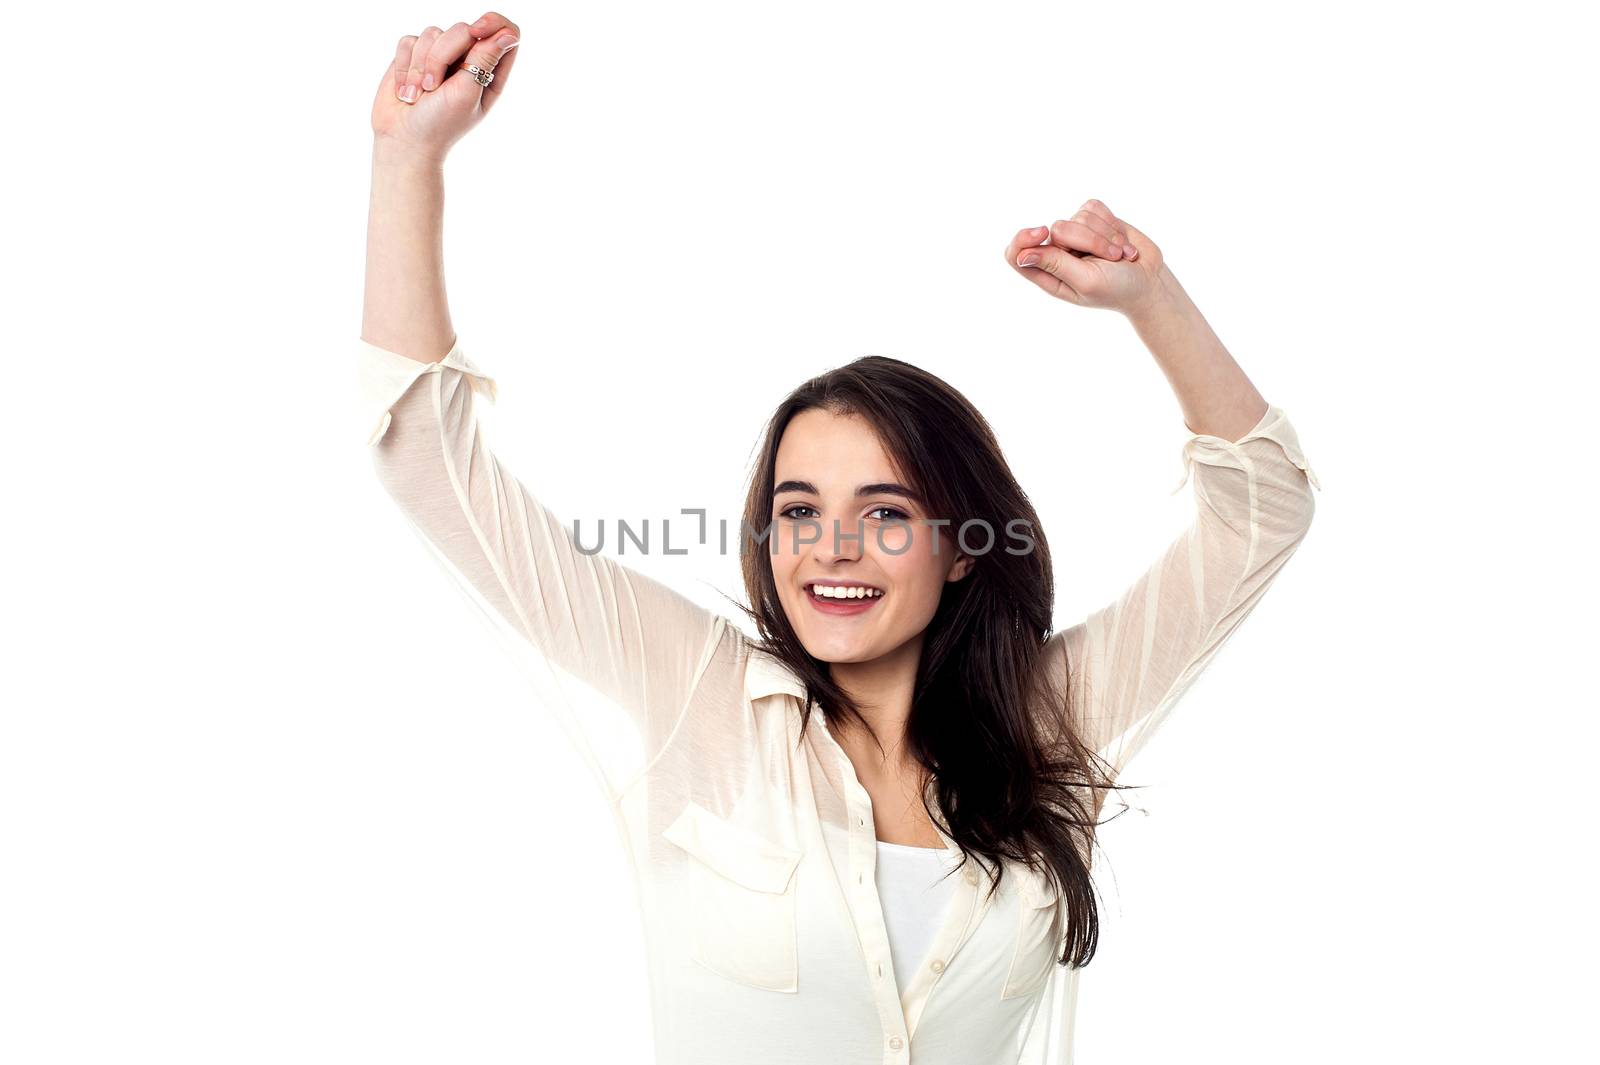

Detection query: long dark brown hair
(733, 354), (1130, 971)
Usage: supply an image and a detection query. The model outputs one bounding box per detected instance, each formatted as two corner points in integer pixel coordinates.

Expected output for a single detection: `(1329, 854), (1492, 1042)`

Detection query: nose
(808, 515), (865, 564)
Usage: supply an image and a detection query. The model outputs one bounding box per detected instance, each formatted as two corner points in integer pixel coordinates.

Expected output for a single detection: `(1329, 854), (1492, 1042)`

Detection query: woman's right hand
(370, 12), (522, 165)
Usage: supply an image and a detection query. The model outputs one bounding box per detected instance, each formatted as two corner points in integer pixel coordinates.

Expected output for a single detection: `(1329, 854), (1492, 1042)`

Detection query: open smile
(805, 581), (885, 616)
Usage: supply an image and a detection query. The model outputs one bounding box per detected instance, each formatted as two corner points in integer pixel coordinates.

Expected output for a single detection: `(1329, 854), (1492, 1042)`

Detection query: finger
(400, 26), (444, 104)
(1080, 199), (1138, 258)
(452, 32), (520, 112)
(1079, 198), (1120, 227)
(468, 10), (519, 40)
(1048, 218), (1123, 261)
(1070, 207), (1138, 261)
(461, 11), (522, 108)
(420, 22), (478, 92)
(1014, 247), (1095, 305)
(389, 35), (418, 100)
(480, 35), (520, 109)
(1120, 218), (1151, 249)
(1067, 209), (1127, 249)
(1005, 224), (1050, 265)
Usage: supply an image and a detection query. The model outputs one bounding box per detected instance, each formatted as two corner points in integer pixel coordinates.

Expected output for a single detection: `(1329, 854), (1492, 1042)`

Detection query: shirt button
(888, 1036), (904, 1050)
(930, 959), (945, 973)
(963, 868), (978, 885)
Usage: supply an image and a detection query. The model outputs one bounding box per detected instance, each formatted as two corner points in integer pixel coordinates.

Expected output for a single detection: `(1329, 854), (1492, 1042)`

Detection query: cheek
(769, 548), (800, 594)
(873, 534), (949, 604)
(771, 523), (814, 569)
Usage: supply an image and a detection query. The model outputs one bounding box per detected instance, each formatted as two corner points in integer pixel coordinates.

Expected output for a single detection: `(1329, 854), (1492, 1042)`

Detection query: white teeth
(810, 584), (883, 599)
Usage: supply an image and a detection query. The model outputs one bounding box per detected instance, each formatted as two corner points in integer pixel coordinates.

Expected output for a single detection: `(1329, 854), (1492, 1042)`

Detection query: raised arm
(1006, 199), (1322, 793)
(359, 14), (730, 804)
(1049, 405), (1320, 786)
(361, 14), (523, 362)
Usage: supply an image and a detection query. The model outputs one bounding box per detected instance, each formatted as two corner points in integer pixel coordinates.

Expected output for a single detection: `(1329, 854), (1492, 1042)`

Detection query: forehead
(774, 407), (903, 483)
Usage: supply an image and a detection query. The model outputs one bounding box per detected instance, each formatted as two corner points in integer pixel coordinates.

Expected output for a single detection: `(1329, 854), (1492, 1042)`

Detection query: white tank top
(873, 840), (963, 991)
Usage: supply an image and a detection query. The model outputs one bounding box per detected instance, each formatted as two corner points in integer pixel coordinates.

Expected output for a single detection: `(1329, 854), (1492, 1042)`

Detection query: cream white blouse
(875, 841), (965, 995)
(357, 335), (1321, 1065)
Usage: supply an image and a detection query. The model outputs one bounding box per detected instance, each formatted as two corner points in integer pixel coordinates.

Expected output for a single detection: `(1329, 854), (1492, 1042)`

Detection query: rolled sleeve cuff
(1170, 403), (1322, 495)
(357, 335), (499, 446)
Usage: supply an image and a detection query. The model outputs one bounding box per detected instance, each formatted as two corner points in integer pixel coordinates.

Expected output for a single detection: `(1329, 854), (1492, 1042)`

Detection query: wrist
(371, 136), (446, 174)
(1122, 262), (1188, 328)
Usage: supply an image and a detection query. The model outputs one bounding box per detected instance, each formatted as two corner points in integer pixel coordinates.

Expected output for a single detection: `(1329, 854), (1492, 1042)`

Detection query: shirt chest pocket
(1000, 868), (1064, 1000)
(662, 801), (803, 993)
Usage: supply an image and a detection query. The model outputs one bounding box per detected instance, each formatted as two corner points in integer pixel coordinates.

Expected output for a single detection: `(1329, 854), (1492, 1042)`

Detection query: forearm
(1124, 263), (1267, 442)
(360, 140), (454, 363)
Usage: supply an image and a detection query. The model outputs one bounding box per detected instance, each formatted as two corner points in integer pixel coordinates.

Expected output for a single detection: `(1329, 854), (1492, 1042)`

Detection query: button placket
(819, 722), (913, 1061)
(793, 701), (914, 1061)
(838, 741), (915, 1049)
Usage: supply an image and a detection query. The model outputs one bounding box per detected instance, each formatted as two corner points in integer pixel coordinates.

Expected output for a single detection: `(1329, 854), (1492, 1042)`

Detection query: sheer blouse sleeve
(359, 336), (733, 805)
(1047, 403), (1322, 795)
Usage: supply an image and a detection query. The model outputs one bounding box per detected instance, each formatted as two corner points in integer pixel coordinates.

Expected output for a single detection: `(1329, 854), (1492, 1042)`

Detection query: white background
(5, 0), (1596, 1062)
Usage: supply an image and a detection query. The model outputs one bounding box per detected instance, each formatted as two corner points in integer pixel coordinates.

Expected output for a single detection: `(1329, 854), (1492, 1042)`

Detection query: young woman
(358, 13), (1322, 1065)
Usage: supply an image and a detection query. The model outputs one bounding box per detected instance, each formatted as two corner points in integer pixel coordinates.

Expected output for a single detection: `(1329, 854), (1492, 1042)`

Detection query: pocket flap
(664, 801), (802, 894)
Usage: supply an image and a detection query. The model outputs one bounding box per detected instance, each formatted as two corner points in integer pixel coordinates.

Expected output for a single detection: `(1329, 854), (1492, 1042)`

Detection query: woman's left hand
(1004, 199), (1165, 314)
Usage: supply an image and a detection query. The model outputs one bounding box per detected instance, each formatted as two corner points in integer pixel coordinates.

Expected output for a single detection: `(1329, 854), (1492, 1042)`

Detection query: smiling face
(769, 406), (972, 666)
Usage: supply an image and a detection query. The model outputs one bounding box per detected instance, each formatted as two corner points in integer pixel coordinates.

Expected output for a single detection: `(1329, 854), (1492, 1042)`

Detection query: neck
(828, 634), (924, 781)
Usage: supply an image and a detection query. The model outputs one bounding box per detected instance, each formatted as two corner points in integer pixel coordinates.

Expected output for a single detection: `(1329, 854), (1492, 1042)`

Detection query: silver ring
(465, 64), (494, 88)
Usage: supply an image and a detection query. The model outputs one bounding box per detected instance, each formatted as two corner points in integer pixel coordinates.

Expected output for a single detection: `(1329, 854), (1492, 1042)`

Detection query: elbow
(368, 408), (447, 511)
(366, 383), (457, 507)
(369, 439), (450, 518)
(1278, 476), (1317, 547)
(1291, 493), (1316, 546)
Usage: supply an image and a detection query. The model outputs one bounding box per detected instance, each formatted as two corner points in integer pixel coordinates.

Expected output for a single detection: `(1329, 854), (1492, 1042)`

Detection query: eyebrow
(773, 480), (924, 506)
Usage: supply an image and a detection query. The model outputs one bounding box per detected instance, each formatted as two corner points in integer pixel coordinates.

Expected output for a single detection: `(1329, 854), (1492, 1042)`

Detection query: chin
(784, 622), (858, 663)
(801, 627), (888, 665)
(813, 647), (870, 666)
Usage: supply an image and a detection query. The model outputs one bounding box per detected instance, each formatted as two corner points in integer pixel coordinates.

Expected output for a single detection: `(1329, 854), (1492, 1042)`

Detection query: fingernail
(1030, 226), (1046, 236)
(399, 84), (418, 103)
(1019, 254), (1040, 267)
(1124, 245), (1137, 258)
(473, 17), (488, 29)
(499, 36), (519, 49)
(422, 73), (436, 91)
